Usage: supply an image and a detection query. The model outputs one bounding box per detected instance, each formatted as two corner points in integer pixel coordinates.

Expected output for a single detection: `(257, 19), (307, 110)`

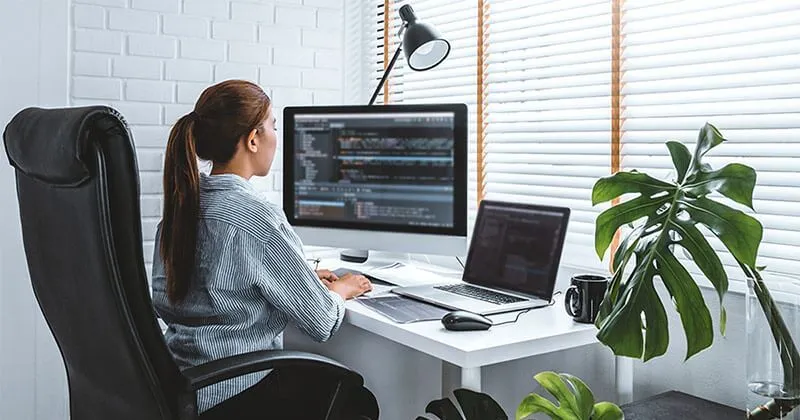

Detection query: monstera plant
(415, 374), (622, 420)
(517, 372), (623, 420)
(592, 123), (800, 418)
(415, 389), (507, 420)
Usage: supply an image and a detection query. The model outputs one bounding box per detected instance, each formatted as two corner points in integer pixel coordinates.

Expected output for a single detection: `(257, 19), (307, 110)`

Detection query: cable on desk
(550, 290), (562, 304)
(455, 256), (464, 269)
(490, 291), (562, 327)
(491, 309), (531, 326)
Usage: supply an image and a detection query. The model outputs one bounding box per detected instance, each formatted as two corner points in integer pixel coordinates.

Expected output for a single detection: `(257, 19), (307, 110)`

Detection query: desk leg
(615, 356), (634, 404)
(441, 362), (482, 398)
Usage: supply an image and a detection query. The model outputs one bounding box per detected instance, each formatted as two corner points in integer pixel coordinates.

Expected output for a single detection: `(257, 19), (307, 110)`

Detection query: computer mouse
(442, 310), (493, 331)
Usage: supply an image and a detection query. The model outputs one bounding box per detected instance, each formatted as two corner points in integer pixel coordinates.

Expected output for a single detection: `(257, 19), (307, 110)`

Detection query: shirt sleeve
(256, 224), (346, 342)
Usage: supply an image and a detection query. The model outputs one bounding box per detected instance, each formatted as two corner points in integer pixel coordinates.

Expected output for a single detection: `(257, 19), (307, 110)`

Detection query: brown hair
(160, 80), (271, 303)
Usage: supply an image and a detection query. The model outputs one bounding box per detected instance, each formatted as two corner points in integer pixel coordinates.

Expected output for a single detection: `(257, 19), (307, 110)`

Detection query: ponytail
(160, 114), (200, 303)
(159, 80), (271, 303)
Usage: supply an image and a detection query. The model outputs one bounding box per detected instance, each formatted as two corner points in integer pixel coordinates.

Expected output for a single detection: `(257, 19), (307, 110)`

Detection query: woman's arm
(257, 227), (347, 342)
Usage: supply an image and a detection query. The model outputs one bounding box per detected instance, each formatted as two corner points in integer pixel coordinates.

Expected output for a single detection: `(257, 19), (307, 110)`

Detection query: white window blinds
(360, 0), (800, 275)
(369, 0), (480, 228)
(483, 0), (613, 269)
(620, 0), (800, 283)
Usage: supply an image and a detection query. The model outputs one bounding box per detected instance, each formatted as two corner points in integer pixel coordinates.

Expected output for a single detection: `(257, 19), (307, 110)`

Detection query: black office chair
(3, 106), (378, 420)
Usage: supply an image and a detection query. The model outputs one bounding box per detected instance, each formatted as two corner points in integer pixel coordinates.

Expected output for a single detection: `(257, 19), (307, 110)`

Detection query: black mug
(565, 274), (609, 324)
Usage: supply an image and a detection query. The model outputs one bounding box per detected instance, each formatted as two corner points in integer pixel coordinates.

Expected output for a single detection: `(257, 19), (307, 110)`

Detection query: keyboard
(434, 284), (526, 305)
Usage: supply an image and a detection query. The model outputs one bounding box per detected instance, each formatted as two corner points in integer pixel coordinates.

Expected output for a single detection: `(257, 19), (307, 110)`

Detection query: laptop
(392, 200), (570, 315)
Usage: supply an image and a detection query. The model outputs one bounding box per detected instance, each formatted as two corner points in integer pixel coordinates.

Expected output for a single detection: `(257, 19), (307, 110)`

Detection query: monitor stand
(340, 249), (369, 263)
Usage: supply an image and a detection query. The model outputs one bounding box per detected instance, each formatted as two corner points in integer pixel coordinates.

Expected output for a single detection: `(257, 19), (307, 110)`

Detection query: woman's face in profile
(254, 105), (278, 177)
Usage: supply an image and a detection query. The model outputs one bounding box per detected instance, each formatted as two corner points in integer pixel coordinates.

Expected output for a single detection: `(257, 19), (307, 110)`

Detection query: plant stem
(741, 263), (800, 419)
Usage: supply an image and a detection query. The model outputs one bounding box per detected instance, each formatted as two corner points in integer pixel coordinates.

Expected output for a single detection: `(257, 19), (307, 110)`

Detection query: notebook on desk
(393, 200), (570, 316)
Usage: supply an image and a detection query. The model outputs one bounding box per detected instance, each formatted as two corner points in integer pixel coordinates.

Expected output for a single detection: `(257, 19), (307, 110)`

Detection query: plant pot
(747, 274), (800, 419)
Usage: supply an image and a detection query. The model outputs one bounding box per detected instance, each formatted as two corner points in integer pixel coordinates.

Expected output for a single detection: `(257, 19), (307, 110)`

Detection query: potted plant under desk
(415, 124), (800, 420)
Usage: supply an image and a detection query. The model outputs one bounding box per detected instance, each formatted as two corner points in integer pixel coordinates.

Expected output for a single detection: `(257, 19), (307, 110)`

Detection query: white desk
(345, 287), (598, 395)
(293, 251), (633, 405)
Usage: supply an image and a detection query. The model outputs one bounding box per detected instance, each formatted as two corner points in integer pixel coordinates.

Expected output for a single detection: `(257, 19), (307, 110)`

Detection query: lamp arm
(368, 43), (404, 105)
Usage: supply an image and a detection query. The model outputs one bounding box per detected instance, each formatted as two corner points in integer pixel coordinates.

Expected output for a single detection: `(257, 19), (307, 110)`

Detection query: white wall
(0, 0), (70, 418)
(69, 0), (345, 273)
(1, 0), (343, 418)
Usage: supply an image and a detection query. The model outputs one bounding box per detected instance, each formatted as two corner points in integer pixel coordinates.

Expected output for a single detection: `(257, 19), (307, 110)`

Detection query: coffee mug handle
(565, 285), (581, 318)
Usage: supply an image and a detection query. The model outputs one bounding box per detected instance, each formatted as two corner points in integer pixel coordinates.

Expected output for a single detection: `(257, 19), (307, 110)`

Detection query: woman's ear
(246, 128), (258, 152)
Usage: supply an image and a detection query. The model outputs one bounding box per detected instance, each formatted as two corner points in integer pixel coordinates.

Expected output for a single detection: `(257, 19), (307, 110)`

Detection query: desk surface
(314, 252), (599, 369)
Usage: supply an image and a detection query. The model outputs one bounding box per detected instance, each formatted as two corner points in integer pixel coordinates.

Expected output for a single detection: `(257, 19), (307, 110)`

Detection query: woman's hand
(315, 269), (339, 282)
(321, 273), (373, 300)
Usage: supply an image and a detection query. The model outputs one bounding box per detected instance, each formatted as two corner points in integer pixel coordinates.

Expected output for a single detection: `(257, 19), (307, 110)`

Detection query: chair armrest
(181, 350), (358, 391)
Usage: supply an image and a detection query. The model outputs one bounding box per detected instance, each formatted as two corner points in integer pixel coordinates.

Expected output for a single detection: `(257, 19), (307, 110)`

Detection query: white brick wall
(69, 0), (345, 271)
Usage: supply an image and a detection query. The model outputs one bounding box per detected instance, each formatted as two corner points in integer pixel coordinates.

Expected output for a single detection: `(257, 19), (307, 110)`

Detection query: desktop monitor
(283, 104), (468, 258)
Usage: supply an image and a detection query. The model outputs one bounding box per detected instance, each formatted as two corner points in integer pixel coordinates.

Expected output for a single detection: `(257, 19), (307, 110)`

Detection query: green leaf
(595, 195), (670, 259)
(612, 224), (648, 273)
(454, 389), (507, 420)
(669, 220), (728, 305)
(561, 374), (595, 420)
(533, 372), (581, 417)
(592, 172), (675, 205)
(655, 250), (714, 360)
(666, 141), (692, 183)
(596, 261), (669, 360)
(640, 277), (670, 361)
(691, 123), (726, 171)
(517, 394), (567, 420)
(684, 163), (756, 209)
(720, 306), (727, 336)
(425, 397), (463, 420)
(682, 197), (762, 266)
(591, 402), (624, 420)
(591, 123), (763, 363)
(422, 390), (507, 420)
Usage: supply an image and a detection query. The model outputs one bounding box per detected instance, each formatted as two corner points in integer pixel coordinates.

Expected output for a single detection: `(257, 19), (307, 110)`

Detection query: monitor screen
(283, 105), (467, 237)
(464, 201), (570, 299)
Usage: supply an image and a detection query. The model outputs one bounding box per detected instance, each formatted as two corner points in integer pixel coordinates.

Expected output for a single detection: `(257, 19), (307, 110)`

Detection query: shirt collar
(200, 172), (256, 192)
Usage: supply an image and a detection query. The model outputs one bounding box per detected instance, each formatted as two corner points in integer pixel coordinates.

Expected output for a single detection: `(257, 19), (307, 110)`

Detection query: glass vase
(747, 274), (800, 419)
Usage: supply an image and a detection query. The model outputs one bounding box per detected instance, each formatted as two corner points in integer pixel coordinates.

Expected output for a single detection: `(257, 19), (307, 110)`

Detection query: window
(358, 0), (800, 278)
(620, 0), (800, 283)
(483, 0), (612, 269)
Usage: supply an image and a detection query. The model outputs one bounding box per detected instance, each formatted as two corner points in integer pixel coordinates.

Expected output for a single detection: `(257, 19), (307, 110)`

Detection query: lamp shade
(400, 5), (450, 71)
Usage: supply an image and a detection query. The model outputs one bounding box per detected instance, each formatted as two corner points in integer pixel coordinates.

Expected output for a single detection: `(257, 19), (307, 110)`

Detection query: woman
(152, 80), (374, 418)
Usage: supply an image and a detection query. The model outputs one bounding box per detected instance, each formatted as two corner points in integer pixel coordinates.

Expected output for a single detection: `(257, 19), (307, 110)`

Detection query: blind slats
(622, 0), (800, 281)
(362, 0), (799, 279)
(482, 1), (611, 269)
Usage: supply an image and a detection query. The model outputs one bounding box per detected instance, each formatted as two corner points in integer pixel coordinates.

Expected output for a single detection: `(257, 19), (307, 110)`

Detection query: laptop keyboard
(434, 284), (526, 305)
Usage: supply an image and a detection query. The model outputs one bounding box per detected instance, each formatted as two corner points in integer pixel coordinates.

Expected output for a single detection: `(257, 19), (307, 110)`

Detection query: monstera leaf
(516, 372), (623, 420)
(592, 123), (762, 361)
(416, 389), (507, 420)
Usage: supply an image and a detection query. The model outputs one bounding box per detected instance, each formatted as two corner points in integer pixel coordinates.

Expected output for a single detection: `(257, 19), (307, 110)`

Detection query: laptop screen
(463, 201), (570, 299)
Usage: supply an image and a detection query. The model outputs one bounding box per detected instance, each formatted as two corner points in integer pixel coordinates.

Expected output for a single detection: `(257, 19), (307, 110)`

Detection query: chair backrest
(3, 107), (194, 420)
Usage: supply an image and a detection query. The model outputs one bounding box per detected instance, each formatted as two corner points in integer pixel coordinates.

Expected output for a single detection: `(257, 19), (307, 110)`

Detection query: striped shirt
(151, 172), (345, 412)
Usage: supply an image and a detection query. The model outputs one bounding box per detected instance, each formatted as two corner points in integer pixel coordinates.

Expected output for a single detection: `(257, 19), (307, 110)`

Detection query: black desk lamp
(342, 4), (450, 264)
(367, 4), (451, 105)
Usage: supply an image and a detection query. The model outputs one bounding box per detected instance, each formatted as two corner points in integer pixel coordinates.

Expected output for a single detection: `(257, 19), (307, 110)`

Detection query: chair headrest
(3, 106), (128, 186)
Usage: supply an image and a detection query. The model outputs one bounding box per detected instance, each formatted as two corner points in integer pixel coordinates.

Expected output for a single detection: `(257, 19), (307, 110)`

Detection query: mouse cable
(455, 256), (464, 269)
(491, 309), (531, 326)
(491, 291), (562, 326)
